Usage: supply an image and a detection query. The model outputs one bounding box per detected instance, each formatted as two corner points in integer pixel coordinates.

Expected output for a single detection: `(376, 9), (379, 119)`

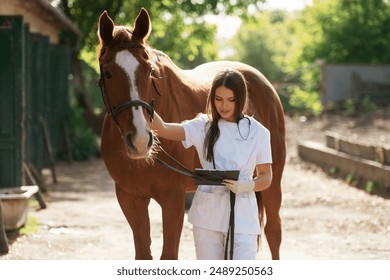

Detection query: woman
(152, 68), (272, 260)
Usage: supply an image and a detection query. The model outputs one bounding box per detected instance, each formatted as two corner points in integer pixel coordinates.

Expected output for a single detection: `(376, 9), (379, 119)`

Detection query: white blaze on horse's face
(115, 50), (151, 158)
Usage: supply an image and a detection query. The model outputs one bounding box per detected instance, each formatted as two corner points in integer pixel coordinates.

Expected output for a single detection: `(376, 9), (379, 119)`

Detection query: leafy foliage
(59, 0), (390, 120)
(57, 0), (268, 139)
(228, 11), (289, 82)
(227, 9), (323, 116)
(300, 0), (390, 64)
(67, 106), (99, 161)
(59, 0), (265, 69)
(293, 0), (390, 114)
(228, 0), (390, 116)
(288, 86), (323, 116)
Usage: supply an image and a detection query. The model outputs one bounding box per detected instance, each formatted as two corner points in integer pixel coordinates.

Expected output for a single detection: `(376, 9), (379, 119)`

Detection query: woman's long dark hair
(204, 68), (248, 162)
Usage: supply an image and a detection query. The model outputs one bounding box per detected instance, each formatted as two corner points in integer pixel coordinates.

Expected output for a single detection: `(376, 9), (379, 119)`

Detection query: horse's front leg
(157, 189), (186, 260)
(115, 183), (152, 260)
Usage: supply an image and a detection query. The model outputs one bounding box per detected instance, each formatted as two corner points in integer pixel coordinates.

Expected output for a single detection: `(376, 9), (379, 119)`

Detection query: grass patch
(19, 216), (41, 235)
(345, 173), (355, 184)
(329, 166), (338, 175)
(365, 180), (377, 194)
(28, 197), (40, 209)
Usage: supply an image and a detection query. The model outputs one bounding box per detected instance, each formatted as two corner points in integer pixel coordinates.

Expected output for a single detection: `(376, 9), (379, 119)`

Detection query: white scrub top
(181, 114), (272, 234)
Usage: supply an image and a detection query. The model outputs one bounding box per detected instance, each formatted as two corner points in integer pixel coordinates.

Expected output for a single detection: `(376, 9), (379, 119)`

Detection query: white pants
(193, 226), (258, 260)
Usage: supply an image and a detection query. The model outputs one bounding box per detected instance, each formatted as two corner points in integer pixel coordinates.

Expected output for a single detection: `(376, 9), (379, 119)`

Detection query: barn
(0, 0), (80, 188)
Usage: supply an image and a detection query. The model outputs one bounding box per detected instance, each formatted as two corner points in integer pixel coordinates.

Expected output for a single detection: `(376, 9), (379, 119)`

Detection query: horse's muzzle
(124, 130), (154, 159)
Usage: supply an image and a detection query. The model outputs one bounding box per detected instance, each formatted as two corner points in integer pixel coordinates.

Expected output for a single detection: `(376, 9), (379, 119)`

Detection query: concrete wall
(321, 64), (390, 105)
(298, 141), (390, 191)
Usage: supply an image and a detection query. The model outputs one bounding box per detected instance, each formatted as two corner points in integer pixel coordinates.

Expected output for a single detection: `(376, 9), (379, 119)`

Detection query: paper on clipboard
(194, 169), (240, 185)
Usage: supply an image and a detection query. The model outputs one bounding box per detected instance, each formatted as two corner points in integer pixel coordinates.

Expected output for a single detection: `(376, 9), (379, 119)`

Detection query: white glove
(222, 179), (255, 194)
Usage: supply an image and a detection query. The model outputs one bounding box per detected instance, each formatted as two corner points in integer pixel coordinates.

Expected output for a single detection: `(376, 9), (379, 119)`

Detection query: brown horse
(98, 8), (286, 260)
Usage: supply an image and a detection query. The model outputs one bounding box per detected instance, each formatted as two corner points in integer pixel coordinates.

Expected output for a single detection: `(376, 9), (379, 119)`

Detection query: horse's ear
(99, 10), (114, 45)
(132, 8), (151, 44)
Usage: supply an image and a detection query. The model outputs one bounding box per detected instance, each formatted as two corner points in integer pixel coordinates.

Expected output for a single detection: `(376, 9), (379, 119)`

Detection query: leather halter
(98, 43), (198, 177)
(99, 43), (229, 183)
(98, 43), (157, 135)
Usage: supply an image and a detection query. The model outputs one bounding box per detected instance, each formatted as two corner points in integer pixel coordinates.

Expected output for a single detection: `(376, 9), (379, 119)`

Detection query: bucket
(0, 186), (39, 231)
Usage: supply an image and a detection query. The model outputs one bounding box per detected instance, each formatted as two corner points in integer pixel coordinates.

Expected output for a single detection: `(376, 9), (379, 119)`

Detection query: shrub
(67, 106), (99, 161)
(287, 86), (323, 116)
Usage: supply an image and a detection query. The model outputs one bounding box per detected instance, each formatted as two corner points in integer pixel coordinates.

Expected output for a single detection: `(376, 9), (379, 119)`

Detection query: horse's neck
(152, 53), (209, 118)
(151, 48), (212, 89)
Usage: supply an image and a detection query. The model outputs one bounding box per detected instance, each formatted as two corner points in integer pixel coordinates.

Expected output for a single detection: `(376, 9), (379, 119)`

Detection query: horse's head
(98, 8), (159, 160)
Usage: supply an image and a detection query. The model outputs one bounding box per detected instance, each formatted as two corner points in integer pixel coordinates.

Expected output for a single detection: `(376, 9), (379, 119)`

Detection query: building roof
(35, 0), (81, 36)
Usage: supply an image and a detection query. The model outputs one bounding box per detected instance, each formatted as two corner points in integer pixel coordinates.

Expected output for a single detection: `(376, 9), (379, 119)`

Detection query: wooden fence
(0, 16), (71, 188)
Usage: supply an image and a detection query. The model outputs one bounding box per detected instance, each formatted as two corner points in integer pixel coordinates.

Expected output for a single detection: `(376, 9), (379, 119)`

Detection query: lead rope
(155, 145), (225, 185)
(211, 155), (235, 260)
(226, 192), (235, 260)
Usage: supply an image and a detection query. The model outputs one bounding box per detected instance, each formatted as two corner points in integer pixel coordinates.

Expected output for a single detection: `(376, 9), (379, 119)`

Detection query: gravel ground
(1, 110), (389, 260)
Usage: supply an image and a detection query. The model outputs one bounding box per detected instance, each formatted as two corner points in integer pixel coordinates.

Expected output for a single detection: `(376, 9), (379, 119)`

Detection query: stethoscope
(236, 116), (251, 140)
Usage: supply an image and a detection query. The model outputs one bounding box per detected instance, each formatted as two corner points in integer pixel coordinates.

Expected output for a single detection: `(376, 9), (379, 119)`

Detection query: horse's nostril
(148, 131), (153, 148)
(126, 133), (136, 150)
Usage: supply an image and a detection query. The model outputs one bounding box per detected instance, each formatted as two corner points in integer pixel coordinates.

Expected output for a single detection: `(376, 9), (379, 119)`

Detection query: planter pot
(0, 186), (39, 231)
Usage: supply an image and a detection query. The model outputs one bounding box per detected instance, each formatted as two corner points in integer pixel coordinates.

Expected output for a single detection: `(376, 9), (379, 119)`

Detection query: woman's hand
(223, 163), (273, 194)
(223, 179), (255, 194)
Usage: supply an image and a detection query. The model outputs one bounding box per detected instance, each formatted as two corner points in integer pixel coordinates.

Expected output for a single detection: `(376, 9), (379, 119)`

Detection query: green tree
(226, 9), (322, 115)
(300, 0), (390, 64)
(57, 0), (266, 132)
(228, 10), (291, 82)
(289, 0), (390, 114)
(225, 0), (390, 116)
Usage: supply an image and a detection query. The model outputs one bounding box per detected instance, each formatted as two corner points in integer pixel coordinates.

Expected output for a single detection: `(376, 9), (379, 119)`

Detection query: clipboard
(194, 169), (240, 185)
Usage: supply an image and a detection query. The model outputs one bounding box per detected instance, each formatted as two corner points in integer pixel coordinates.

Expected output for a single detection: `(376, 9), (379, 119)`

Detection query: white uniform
(181, 114), (272, 259)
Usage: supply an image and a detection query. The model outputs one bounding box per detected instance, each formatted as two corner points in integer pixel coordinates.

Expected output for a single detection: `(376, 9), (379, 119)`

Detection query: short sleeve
(255, 124), (273, 165)
(181, 114), (208, 150)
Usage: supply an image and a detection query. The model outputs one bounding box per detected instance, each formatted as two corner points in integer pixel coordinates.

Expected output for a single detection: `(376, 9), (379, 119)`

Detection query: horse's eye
(105, 71), (112, 79)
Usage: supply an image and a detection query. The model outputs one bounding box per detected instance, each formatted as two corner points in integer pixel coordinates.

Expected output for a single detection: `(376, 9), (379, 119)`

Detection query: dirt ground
(1, 109), (390, 260)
